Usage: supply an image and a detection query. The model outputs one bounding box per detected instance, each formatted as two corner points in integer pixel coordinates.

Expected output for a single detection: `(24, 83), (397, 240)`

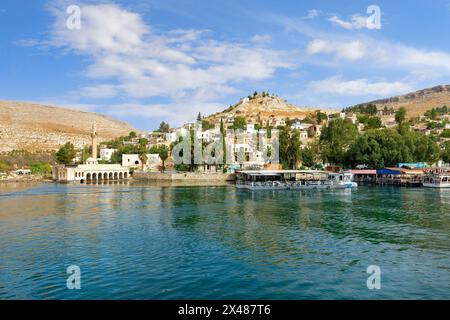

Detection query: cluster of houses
(95, 118), (325, 174)
(91, 107), (449, 175)
(49, 102), (450, 183)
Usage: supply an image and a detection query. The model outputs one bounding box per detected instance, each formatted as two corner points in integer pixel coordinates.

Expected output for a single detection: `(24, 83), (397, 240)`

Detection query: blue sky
(1, 0), (450, 130)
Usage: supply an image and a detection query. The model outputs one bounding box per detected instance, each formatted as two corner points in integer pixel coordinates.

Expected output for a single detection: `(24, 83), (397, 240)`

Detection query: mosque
(53, 123), (130, 183)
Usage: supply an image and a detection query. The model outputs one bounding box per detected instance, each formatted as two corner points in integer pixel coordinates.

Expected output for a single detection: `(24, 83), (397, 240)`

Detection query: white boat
(423, 174), (450, 188)
(327, 172), (358, 189)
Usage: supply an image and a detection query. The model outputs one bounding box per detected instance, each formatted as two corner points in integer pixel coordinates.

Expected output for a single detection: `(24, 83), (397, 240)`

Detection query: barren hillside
(0, 101), (136, 152)
(361, 85), (450, 117)
(206, 94), (333, 123)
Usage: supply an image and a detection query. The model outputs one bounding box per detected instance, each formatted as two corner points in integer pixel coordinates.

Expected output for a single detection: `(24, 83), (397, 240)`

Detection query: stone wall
(133, 171), (236, 182)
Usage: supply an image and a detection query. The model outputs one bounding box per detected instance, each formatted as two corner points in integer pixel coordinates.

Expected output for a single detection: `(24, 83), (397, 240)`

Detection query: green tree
(395, 107), (407, 124)
(158, 122), (170, 133)
(316, 111), (328, 123)
(138, 151), (148, 171)
(56, 142), (76, 165)
(301, 147), (315, 168)
(279, 125), (302, 169)
(346, 128), (440, 168)
(158, 145), (169, 171)
(232, 117), (247, 131)
(220, 118), (226, 165)
(150, 145), (170, 171)
(366, 116), (382, 129)
(442, 141), (450, 163)
(441, 130), (450, 138)
(319, 119), (358, 165)
(201, 120), (214, 131)
(30, 162), (52, 175)
(128, 131), (137, 139)
(138, 138), (149, 148)
(80, 146), (92, 164)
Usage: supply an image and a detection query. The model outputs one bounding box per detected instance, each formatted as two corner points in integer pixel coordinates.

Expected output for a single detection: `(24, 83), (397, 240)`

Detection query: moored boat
(423, 174), (450, 188)
(235, 170), (358, 190)
(327, 172), (358, 189)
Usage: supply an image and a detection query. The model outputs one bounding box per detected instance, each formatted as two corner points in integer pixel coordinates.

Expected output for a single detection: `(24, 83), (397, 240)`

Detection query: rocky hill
(0, 101), (136, 152)
(360, 85), (450, 117)
(205, 93), (332, 124)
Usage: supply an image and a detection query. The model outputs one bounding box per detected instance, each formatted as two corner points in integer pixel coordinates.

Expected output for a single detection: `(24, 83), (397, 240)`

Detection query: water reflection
(0, 183), (449, 299)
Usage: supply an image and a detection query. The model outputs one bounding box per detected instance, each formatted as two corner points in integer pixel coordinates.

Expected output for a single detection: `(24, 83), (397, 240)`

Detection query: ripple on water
(0, 184), (449, 299)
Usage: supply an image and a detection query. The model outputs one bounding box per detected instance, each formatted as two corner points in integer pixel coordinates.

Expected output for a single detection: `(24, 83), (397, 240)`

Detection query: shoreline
(132, 171), (236, 182)
(0, 175), (51, 184)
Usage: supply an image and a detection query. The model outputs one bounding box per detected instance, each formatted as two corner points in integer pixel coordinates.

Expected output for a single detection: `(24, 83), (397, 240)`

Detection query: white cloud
(106, 102), (222, 126)
(305, 37), (450, 75)
(35, 2), (294, 124)
(307, 76), (413, 96)
(251, 34), (272, 44)
(329, 15), (370, 30)
(77, 84), (118, 99)
(306, 10), (320, 19)
(306, 39), (366, 60)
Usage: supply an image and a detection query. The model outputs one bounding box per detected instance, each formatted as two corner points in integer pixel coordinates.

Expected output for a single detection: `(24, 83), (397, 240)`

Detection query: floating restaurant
(351, 168), (423, 187)
(375, 168), (424, 187)
(235, 170), (357, 190)
(352, 166), (450, 188)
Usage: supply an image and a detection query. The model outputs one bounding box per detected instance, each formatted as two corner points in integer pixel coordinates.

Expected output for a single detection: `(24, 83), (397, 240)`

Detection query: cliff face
(0, 101), (136, 152)
(361, 85), (450, 117)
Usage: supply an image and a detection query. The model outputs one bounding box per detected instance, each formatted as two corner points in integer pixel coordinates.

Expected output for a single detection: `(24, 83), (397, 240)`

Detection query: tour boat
(423, 174), (450, 188)
(235, 170), (358, 190)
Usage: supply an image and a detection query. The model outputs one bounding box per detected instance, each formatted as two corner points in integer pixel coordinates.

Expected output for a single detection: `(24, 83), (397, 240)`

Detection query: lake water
(0, 183), (449, 300)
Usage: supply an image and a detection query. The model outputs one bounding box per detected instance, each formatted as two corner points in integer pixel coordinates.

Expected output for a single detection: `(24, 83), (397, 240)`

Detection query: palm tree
(139, 152), (148, 171)
(158, 145), (169, 172)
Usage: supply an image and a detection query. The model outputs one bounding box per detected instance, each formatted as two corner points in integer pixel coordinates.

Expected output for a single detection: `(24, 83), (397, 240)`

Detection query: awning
(351, 170), (377, 175)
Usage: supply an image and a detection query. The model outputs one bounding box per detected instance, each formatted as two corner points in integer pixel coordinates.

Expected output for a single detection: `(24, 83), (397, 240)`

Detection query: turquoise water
(0, 183), (449, 300)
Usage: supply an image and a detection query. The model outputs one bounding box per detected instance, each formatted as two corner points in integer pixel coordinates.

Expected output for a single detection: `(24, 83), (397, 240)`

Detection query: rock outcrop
(205, 93), (334, 124)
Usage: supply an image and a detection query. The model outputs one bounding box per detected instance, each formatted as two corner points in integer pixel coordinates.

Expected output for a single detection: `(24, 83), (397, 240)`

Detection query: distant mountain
(358, 85), (450, 117)
(205, 93), (333, 124)
(0, 101), (136, 152)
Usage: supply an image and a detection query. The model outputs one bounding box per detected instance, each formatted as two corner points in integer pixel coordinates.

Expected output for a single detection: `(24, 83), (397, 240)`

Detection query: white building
(165, 132), (178, 143)
(54, 164), (129, 183)
(122, 154), (162, 170)
(299, 131), (308, 144)
(291, 121), (303, 130)
(100, 148), (117, 161)
(246, 123), (255, 134)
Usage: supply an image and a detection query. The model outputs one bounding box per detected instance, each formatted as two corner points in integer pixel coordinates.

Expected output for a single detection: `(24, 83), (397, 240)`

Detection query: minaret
(91, 122), (98, 160)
